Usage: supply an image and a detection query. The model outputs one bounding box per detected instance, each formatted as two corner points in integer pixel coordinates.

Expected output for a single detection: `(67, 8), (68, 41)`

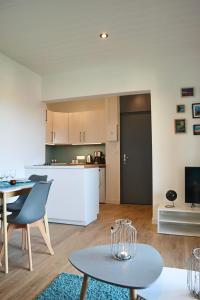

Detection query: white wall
(0, 52), (44, 177)
(42, 52), (200, 220)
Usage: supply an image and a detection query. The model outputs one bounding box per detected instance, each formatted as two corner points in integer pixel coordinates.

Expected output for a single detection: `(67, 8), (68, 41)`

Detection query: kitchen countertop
(27, 164), (106, 169)
(67, 163), (106, 168)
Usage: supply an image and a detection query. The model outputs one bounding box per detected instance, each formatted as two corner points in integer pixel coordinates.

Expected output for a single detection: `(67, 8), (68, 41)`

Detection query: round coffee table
(69, 243), (163, 300)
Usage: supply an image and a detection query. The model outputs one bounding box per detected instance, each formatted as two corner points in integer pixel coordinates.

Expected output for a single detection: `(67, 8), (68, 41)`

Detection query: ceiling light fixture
(100, 32), (108, 39)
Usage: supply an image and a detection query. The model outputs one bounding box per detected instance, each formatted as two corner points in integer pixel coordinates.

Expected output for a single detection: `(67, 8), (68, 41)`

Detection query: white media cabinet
(158, 204), (200, 237)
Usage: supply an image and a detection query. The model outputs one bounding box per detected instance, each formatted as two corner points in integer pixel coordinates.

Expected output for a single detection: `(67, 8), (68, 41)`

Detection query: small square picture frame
(181, 87), (194, 97)
(174, 119), (186, 133)
(192, 103), (200, 118)
(193, 124), (200, 135)
(176, 104), (185, 113)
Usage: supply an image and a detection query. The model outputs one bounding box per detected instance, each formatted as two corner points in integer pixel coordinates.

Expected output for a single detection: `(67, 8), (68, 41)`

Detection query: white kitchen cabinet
(69, 110), (106, 144)
(45, 110), (69, 144)
(53, 112), (69, 144)
(99, 167), (106, 203)
(105, 96), (120, 204)
(68, 112), (82, 144)
(45, 110), (53, 144)
(83, 110), (106, 143)
(25, 165), (99, 226)
(105, 97), (119, 141)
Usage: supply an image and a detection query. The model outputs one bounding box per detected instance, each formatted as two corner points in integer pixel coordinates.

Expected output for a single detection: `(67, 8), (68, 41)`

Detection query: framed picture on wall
(174, 119), (186, 133)
(192, 103), (200, 118)
(181, 87), (194, 97)
(193, 124), (200, 135)
(176, 104), (185, 113)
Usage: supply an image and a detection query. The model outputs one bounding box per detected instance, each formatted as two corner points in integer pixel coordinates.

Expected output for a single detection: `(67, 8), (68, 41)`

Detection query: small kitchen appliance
(94, 151), (105, 164)
(86, 154), (93, 164)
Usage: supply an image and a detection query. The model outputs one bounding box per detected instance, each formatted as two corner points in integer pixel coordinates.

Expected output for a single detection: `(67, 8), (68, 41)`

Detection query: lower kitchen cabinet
(99, 167), (106, 203)
(25, 165), (99, 226)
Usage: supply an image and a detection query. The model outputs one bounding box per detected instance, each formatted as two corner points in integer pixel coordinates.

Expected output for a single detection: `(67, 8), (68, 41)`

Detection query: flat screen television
(185, 167), (200, 204)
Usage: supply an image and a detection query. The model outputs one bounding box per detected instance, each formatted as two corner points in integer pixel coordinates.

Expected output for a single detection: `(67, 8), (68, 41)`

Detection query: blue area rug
(36, 272), (130, 300)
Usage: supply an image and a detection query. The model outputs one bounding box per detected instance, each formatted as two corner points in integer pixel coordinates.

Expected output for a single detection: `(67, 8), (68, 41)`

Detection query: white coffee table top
(139, 267), (193, 300)
(69, 243), (163, 289)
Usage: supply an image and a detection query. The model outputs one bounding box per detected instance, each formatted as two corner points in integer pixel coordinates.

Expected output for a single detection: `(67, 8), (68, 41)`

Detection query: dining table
(0, 181), (34, 273)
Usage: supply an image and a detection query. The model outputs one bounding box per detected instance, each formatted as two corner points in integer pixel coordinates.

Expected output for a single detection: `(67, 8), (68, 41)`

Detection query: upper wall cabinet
(68, 112), (82, 144)
(45, 110), (69, 144)
(83, 110), (106, 143)
(53, 112), (69, 144)
(69, 110), (106, 144)
(45, 110), (53, 144)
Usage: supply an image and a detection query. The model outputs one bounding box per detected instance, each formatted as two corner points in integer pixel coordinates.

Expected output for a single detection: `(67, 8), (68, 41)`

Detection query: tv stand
(158, 204), (200, 237)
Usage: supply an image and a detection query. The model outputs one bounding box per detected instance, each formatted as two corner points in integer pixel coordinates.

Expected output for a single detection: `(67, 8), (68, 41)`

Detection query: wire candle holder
(111, 219), (137, 261)
(187, 248), (200, 299)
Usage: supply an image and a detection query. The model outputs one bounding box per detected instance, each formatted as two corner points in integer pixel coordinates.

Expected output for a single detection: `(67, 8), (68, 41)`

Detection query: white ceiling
(0, 0), (200, 75)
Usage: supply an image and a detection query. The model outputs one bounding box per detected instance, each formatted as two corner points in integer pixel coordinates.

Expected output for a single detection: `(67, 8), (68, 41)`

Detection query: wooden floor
(0, 204), (200, 300)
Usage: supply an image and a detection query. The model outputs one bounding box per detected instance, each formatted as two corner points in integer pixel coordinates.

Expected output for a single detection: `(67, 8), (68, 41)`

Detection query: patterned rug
(36, 272), (136, 300)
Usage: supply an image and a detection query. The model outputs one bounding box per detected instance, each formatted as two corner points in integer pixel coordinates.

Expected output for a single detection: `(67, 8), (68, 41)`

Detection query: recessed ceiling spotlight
(100, 32), (108, 39)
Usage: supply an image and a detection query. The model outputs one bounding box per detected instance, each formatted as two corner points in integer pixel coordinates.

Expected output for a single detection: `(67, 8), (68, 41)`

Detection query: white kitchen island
(25, 165), (99, 226)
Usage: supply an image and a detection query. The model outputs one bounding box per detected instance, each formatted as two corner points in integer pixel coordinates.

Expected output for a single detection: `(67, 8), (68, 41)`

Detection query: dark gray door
(120, 112), (152, 204)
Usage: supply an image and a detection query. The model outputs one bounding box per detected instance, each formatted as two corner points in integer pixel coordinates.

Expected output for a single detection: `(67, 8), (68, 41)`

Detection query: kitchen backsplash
(46, 144), (105, 164)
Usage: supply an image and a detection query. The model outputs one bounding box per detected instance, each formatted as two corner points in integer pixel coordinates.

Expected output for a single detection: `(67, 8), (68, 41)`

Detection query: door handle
(83, 131), (85, 142)
(80, 131), (82, 142)
(122, 154), (128, 165)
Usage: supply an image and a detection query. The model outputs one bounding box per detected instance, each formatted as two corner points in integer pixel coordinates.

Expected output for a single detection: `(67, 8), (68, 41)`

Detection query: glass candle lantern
(111, 219), (137, 261)
(187, 248), (200, 299)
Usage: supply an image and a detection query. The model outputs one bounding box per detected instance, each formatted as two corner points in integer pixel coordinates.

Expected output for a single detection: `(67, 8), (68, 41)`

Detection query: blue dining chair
(6, 174), (48, 212)
(0, 180), (54, 271)
(0, 175), (51, 249)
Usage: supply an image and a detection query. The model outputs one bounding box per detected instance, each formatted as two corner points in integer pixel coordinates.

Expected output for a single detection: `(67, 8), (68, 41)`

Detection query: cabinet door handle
(83, 131), (85, 142)
(54, 132), (56, 142)
(51, 131), (54, 143)
(80, 131), (82, 142)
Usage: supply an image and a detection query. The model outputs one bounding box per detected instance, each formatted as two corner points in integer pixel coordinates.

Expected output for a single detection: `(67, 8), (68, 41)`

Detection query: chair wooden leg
(43, 213), (50, 242)
(21, 228), (28, 251)
(37, 220), (54, 255)
(26, 224), (33, 271)
(21, 228), (25, 250)
(1, 220), (3, 242)
(0, 224), (15, 266)
(25, 229), (28, 250)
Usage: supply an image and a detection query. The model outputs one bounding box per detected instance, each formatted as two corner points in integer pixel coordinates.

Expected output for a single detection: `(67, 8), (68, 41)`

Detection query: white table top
(139, 267), (193, 300)
(0, 181), (34, 193)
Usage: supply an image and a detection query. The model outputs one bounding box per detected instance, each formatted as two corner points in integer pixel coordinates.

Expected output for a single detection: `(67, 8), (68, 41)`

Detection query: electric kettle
(86, 154), (93, 164)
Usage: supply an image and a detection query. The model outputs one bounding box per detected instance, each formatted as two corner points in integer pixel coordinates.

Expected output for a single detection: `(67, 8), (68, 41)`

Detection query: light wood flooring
(0, 204), (200, 300)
